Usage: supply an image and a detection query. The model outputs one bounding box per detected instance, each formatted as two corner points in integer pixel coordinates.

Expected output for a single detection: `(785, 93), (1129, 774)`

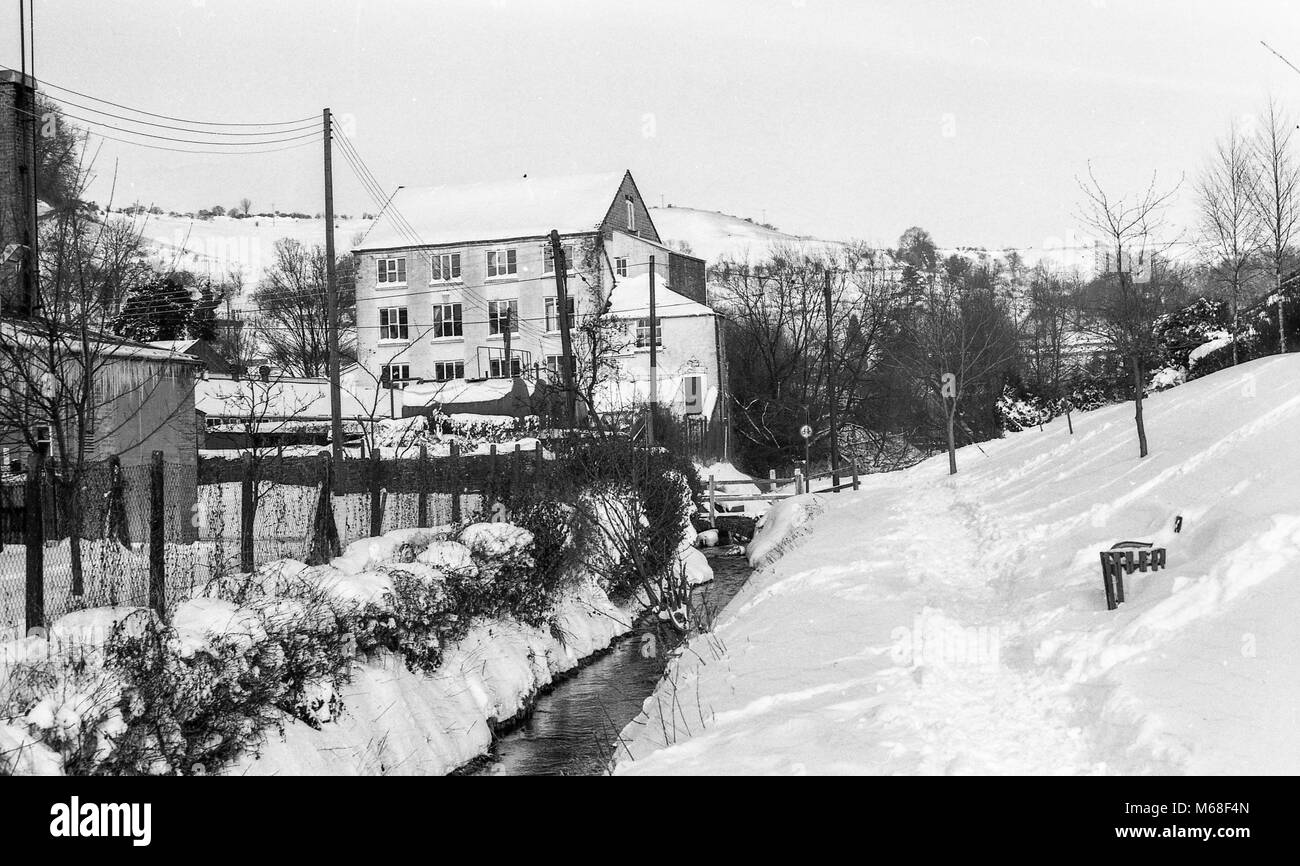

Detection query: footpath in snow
(615, 356), (1300, 775)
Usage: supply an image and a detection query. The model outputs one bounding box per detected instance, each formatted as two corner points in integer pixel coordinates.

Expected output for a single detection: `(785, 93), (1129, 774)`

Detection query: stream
(466, 548), (753, 776)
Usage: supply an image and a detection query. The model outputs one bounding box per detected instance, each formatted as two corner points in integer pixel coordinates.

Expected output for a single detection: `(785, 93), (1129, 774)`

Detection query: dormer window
(625, 195), (635, 232)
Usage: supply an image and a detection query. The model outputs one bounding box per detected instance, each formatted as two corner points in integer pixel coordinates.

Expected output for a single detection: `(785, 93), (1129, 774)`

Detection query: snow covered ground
(615, 355), (1300, 775)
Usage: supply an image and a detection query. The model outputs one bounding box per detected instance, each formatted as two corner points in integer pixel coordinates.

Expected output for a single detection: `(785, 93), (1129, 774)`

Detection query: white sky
(3, 0), (1300, 249)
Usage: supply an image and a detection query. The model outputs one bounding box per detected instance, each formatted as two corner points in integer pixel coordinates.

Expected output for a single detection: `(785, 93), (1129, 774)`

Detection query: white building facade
(352, 170), (724, 423)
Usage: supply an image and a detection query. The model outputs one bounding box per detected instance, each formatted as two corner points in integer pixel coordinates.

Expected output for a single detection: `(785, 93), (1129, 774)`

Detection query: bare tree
(1198, 122), (1264, 365)
(1074, 164), (1182, 458)
(253, 238), (356, 377)
(890, 265), (1017, 474)
(1250, 99), (1300, 355)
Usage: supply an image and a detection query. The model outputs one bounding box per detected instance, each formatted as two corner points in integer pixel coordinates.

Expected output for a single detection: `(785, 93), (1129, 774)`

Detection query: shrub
(99, 612), (288, 775)
(353, 570), (462, 674)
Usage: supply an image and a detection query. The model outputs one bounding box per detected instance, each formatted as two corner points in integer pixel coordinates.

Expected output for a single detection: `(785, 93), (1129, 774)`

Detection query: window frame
(488, 299), (520, 336)
(433, 360), (465, 382)
(376, 256), (407, 286)
(615, 256), (628, 278)
(488, 355), (524, 379)
(432, 302), (463, 339)
(635, 316), (662, 349)
(543, 242), (576, 275)
(544, 296), (575, 333)
(486, 247), (518, 279)
(625, 196), (635, 231)
(380, 363), (412, 388)
(430, 252), (462, 283)
(378, 306), (410, 342)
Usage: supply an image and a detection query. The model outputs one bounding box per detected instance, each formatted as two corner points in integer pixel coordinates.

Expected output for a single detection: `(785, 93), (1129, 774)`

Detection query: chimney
(0, 68), (38, 315)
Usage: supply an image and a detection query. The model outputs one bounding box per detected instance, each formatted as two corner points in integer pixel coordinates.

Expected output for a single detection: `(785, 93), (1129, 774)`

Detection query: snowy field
(615, 355), (1300, 775)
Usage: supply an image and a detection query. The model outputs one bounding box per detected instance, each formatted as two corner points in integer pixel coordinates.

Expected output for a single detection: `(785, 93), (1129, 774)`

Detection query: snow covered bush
(353, 569), (462, 674)
(1147, 364), (1187, 392)
(995, 385), (1049, 432)
(97, 610), (290, 775)
(200, 561), (355, 727)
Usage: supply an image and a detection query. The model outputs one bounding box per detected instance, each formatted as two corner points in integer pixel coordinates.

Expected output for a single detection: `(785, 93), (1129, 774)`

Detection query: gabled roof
(355, 170), (630, 252)
(196, 376), (392, 420)
(607, 274), (716, 319)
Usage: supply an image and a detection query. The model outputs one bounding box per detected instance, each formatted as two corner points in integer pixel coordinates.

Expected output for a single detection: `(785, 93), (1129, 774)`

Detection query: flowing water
(467, 548), (753, 776)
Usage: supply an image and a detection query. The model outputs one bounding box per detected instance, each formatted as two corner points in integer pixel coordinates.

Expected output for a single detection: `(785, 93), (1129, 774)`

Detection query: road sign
(800, 424), (813, 439)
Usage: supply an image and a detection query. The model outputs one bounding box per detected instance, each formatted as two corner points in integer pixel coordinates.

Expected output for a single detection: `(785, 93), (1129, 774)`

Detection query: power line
(44, 93), (318, 136)
(2, 65), (317, 127)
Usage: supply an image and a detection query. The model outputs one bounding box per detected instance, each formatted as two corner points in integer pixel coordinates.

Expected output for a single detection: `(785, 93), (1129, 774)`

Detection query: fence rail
(703, 463), (860, 523)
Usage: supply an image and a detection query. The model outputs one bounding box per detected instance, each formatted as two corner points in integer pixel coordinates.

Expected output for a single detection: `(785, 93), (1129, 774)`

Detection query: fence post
(768, 468), (776, 493)
(369, 447), (383, 538)
(489, 443), (499, 504)
(794, 468), (804, 496)
(107, 454), (131, 547)
(851, 461), (860, 491)
(24, 450), (45, 633)
(417, 444), (429, 529)
(149, 450), (167, 617)
(449, 439), (462, 525)
(708, 473), (716, 525)
(511, 443), (522, 493)
(307, 451), (340, 565)
(240, 452), (255, 573)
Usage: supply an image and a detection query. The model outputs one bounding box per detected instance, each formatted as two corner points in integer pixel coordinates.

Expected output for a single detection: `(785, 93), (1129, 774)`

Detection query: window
(625, 195), (635, 231)
(489, 299), (519, 335)
(380, 364), (411, 387)
(433, 302), (463, 338)
(431, 253), (461, 282)
(433, 360), (465, 382)
(545, 354), (575, 379)
(379, 306), (409, 341)
(377, 256), (407, 285)
(615, 256), (628, 277)
(544, 242), (575, 274)
(544, 296), (575, 332)
(489, 356), (523, 378)
(635, 316), (662, 348)
(487, 248), (517, 278)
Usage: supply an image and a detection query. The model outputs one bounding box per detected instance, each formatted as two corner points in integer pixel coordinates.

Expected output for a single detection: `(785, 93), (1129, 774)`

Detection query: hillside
(616, 356), (1300, 775)
(648, 205), (843, 266)
(137, 213), (372, 296)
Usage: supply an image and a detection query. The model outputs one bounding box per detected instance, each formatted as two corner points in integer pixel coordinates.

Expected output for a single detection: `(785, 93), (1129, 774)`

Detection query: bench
(1099, 541), (1167, 611)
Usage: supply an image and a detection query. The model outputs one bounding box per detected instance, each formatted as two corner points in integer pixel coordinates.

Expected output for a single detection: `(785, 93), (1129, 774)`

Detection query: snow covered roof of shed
(607, 274), (716, 319)
(196, 376), (392, 420)
(356, 171), (629, 251)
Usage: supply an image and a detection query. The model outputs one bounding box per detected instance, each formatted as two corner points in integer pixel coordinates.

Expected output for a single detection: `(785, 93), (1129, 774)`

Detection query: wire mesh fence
(0, 455), (199, 638)
(0, 443), (548, 637)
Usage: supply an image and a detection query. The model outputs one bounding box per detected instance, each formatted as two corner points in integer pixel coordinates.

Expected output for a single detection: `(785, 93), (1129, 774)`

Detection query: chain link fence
(0, 445), (546, 637)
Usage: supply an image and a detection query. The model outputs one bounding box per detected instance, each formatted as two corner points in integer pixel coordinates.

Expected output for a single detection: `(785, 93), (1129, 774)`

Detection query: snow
(229, 576), (643, 776)
(1188, 332), (1233, 367)
(416, 540), (477, 575)
(358, 171), (628, 252)
(649, 206), (844, 266)
(607, 274), (716, 319)
(746, 495), (822, 568)
(172, 597), (267, 657)
(459, 523), (534, 559)
(615, 355), (1300, 775)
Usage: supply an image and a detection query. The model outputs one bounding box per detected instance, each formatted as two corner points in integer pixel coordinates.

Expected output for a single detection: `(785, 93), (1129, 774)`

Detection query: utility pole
(502, 305), (512, 377)
(647, 254), (658, 447)
(823, 269), (840, 487)
(548, 229), (576, 428)
(322, 108), (344, 478)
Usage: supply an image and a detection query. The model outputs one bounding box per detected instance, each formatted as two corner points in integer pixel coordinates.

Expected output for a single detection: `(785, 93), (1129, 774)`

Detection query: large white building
(351, 170), (725, 423)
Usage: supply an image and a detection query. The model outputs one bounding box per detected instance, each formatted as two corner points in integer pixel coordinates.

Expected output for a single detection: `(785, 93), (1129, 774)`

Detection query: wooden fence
(704, 464), (860, 524)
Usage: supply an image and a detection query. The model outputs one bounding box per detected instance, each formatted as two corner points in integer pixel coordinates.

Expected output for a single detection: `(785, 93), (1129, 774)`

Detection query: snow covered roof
(356, 171), (629, 251)
(147, 339), (202, 354)
(0, 322), (203, 364)
(607, 274), (716, 319)
(196, 376), (394, 420)
(400, 377), (536, 408)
